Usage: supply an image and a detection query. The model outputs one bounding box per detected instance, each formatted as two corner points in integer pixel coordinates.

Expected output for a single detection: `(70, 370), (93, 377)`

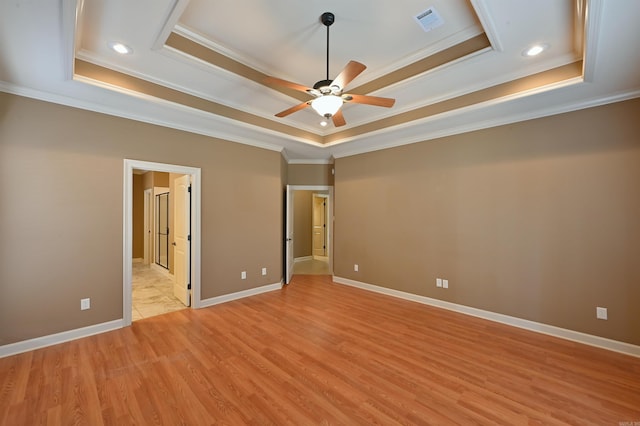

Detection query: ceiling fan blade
(344, 93), (396, 108)
(332, 110), (346, 127)
(264, 76), (312, 94)
(332, 61), (366, 90)
(275, 102), (310, 118)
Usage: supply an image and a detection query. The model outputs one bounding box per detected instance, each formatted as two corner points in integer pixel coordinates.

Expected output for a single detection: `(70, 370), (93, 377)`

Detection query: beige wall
(0, 93), (283, 346)
(2, 90), (638, 348)
(293, 191), (313, 258)
(334, 97), (640, 345)
(142, 171), (169, 190)
(132, 174), (144, 259)
(154, 172), (169, 188)
(288, 163), (334, 186)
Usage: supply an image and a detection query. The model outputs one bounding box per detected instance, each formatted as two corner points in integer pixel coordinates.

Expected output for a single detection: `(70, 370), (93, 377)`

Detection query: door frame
(123, 159), (202, 326)
(285, 185), (334, 282)
(143, 188), (153, 265)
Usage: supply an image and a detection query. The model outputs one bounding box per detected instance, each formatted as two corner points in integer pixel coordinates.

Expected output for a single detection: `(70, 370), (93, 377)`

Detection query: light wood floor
(1, 275), (639, 425)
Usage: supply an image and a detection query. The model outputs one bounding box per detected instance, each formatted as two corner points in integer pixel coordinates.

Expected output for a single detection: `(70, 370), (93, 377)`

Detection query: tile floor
(292, 258), (330, 275)
(132, 262), (186, 320)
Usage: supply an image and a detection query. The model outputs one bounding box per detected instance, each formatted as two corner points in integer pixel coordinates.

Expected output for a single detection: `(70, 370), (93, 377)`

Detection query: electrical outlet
(241, 271), (247, 280)
(354, 264), (359, 272)
(436, 278), (442, 288)
(443, 279), (449, 289)
(261, 267), (267, 276)
(596, 307), (607, 320)
(80, 298), (90, 310)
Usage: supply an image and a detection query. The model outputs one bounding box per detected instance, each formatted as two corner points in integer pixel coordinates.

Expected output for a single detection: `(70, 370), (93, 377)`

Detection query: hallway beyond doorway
(292, 258), (330, 275)
(132, 262), (185, 320)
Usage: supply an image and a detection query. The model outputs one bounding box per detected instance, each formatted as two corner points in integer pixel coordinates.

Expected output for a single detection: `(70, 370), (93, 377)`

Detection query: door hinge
(187, 283), (191, 290)
(188, 234), (191, 241)
(188, 185), (192, 193)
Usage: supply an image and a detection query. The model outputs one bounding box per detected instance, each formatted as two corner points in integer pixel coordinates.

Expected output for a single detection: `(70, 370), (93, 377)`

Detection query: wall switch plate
(354, 264), (359, 272)
(596, 307), (607, 320)
(81, 298), (90, 310)
(241, 271), (247, 280)
(443, 279), (449, 289)
(261, 267), (267, 276)
(436, 278), (442, 287)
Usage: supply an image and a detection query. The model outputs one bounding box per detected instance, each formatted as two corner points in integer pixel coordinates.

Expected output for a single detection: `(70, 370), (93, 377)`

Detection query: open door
(312, 194), (328, 258)
(173, 174), (191, 306)
(285, 185), (294, 284)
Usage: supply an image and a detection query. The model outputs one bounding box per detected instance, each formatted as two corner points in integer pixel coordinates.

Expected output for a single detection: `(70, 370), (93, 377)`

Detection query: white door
(312, 195), (328, 257)
(285, 185), (294, 284)
(173, 175), (191, 306)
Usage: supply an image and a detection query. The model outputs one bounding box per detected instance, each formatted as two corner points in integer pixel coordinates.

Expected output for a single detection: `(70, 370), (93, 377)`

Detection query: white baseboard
(0, 282), (282, 359)
(294, 256), (313, 263)
(332, 276), (640, 358)
(0, 319), (124, 358)
(199, 282), (283, 308)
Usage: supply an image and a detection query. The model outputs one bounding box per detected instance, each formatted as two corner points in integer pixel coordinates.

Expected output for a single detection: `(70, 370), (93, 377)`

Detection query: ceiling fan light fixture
(311, 95), (343, 118)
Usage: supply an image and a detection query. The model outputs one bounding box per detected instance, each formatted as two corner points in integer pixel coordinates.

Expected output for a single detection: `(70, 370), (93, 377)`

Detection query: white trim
(124, 160), (202, 328)
(287, 159), (334, 165)
(151, 0), (191, 51)
(288, 185), (333, 191)
(0, 320), (123, 358)
(61, 0), (79, 81)
(332, 276), (640, 358)
(294, 256), (313, 263)
(582, 0), (603, 82)
(469, 0), (503, 52)
(199, 282), (283, 308)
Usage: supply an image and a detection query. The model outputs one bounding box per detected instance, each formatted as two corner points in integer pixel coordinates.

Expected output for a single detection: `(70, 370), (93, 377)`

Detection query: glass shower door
(156, 192), (169, 269)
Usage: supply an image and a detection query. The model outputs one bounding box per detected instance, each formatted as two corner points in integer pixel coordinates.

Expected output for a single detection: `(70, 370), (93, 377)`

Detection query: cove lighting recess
(108, 41), (133, 55)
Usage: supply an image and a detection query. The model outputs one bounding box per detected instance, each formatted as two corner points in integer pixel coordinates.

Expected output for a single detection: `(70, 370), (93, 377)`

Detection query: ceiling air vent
(415, 7), (444, 32)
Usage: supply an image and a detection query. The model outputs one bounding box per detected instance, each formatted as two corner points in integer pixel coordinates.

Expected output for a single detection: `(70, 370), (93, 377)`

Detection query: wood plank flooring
(1, 274), (639, 425)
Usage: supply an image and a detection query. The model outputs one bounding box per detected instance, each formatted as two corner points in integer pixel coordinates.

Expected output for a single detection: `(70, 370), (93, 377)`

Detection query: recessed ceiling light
(523, 44), (549, 57)
(320, 120), (328, 127)
(108, 41), (133, 55)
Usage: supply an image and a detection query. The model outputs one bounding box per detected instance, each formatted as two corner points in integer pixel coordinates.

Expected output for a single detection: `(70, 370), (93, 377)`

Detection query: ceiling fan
(265, 12), (396, 127)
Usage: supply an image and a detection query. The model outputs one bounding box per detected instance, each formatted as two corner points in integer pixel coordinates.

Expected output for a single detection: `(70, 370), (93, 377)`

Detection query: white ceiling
(1, 0), (639, 162)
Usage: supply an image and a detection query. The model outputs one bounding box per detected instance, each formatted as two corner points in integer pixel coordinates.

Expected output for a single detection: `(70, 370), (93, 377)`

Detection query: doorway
(124, 160), (202, 326)
(285, 185), (333, 283)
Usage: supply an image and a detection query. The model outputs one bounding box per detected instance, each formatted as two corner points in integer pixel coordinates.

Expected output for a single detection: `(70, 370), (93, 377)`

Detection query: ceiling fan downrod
(314, 12), (335, 90)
